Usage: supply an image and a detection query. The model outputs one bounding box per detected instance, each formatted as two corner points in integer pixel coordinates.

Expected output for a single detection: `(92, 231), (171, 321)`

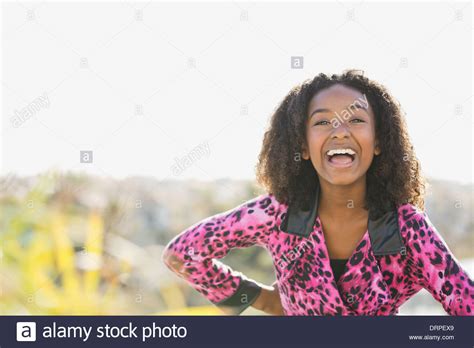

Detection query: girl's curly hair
(256, 69), (426, 218)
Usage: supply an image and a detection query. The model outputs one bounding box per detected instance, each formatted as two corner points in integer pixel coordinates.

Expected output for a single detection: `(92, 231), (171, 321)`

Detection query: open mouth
(325, 148), (356, 168)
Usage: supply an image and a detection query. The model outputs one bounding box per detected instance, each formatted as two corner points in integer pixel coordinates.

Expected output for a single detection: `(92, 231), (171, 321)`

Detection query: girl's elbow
(161, 247), (185, 273)
(161, 245), (174, 267)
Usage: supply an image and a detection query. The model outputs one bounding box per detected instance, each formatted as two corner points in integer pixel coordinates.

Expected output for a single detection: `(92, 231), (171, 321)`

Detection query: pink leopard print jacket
(162, 189), (474, 316)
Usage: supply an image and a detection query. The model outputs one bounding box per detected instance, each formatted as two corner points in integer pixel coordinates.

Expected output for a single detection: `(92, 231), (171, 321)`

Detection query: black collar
(279, 183), (404, 256)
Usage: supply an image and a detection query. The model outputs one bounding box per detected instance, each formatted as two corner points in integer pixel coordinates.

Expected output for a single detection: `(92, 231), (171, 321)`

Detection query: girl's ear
(302, 145), (310, 160)
(374, 141), (381, 156)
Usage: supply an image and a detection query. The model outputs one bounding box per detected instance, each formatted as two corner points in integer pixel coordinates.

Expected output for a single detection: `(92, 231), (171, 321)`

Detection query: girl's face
(302, 84), (380, 186)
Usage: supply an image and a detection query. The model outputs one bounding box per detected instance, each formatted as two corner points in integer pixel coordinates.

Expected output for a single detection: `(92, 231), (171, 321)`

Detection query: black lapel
(280, 184), (320, 238)
(367, 209), (404, 256)
(279, 183), (404, 255)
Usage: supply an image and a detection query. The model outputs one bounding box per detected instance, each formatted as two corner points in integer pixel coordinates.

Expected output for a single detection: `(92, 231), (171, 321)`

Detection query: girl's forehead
(308, 84), (373, 117)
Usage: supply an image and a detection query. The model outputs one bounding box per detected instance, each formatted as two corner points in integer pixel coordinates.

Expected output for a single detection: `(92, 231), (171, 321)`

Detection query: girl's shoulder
(396, 202), (428, 224)
(219, 192), (288, 225)
(395, 202), (440, 247)
(243, 192), (288, 212)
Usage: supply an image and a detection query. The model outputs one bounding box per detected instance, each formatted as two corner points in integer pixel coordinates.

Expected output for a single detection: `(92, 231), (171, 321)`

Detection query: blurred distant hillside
(423, 179), (473, 258)
(0, 172), (472, 315)
(1, 173), (471, 255)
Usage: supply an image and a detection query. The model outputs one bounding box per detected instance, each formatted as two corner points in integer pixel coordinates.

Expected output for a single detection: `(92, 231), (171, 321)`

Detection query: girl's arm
(161, 194), (280, 315)
(405, 208), (474, 315)
(252, 280), (285, 315)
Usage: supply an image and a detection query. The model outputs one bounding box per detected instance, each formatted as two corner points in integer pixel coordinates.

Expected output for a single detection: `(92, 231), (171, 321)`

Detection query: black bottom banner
(1, 315), (472, 347)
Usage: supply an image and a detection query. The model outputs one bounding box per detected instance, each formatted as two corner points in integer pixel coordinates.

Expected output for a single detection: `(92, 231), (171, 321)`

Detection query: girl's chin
(325, 177), (361, 186)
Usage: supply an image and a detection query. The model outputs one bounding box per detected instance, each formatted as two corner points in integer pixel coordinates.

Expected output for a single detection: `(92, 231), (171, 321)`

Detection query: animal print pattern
(162, 194), (474, 315)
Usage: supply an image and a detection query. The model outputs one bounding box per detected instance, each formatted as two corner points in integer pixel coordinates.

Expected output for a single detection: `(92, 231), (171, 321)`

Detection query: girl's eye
(350, 118), (365, 123)
(314, 120), (330, 126)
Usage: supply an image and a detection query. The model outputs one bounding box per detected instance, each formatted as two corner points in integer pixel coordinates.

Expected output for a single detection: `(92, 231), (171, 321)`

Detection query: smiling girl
(162, 70), (474, 316)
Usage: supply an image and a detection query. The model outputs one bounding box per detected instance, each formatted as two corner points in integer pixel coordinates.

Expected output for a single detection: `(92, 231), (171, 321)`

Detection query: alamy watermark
(328, 94), (369, 128)
(171, 141), (211, 176)
(11, 93), (50, 128)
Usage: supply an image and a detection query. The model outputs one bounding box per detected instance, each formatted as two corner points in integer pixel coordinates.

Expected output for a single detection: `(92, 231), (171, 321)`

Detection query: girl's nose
(331, 121), (351, 138)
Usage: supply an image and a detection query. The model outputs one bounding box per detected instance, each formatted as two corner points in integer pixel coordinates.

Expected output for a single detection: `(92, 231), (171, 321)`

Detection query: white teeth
(326, 148), (356, 157)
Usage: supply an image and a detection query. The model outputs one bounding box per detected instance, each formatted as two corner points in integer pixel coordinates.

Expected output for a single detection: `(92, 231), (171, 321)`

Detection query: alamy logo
(16, 322), (37, 341)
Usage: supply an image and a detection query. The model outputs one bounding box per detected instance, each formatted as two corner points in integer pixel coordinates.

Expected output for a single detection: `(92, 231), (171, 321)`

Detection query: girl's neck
(318, 176), (368, 221)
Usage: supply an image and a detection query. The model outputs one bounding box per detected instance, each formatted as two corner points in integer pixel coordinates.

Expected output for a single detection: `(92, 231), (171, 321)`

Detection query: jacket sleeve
(161, 194), (280, 315)
(404, 207), (474, 315)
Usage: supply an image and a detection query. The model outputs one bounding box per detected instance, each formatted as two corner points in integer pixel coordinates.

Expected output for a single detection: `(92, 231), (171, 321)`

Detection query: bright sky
(1, 1), (472, 183)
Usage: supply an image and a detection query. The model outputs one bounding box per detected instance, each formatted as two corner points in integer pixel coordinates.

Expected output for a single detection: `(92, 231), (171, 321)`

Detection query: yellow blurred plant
(0, 172), (228, 316)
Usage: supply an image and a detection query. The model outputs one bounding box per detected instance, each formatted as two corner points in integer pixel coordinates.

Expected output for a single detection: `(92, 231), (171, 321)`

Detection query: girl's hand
(251, 281), (285, 315)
